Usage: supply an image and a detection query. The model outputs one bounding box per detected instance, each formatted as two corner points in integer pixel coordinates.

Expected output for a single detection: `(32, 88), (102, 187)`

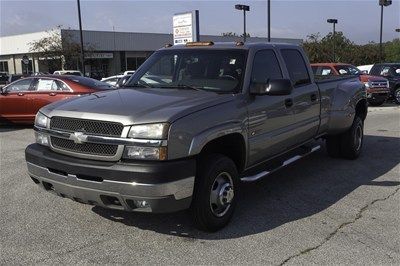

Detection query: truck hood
(41, 88), (235, 125)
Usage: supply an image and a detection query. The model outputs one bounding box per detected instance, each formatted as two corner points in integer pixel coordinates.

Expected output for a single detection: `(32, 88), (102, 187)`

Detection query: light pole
(379, 0), (392, 62)
(327, 19), (338, 62)
(396, 28), (400, 33)
(235, 4), (250, 42)
(77, 0), (85, 74)
(267, 0), (271, 42)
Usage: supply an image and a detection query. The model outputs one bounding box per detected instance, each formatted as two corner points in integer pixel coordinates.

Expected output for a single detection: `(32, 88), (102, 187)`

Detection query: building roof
(0, 29), (303, 55)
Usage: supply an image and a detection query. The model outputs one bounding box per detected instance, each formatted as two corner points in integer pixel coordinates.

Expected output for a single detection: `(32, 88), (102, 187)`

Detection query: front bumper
(366, 88), (390, 101)
(25, 144), (195, 213)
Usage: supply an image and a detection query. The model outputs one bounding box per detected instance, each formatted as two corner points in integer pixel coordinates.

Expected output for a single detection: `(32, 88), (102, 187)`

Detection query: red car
(0, 75), (112, 124)
(311, 63), (390, 106)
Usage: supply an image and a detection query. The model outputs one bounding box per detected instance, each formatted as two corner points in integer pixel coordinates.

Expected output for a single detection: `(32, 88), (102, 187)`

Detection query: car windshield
(334, 65), (361, 76)
(125, 49), (247, 93)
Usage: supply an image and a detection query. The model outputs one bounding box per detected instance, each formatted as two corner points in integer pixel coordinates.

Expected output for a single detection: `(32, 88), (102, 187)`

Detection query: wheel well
(199, 133), (246, 173)
(356, 99), (367, 121)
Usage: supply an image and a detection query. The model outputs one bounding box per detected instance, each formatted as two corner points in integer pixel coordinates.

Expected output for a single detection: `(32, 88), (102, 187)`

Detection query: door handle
(49, 92), (57, 96)
(285, 98), (293, 108)
(17, 92), (24, 96)
(310, 93), (317, 102)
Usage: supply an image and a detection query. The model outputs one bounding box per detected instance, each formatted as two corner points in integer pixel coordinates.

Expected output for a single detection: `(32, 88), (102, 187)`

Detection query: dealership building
(0, 28), (302, 77)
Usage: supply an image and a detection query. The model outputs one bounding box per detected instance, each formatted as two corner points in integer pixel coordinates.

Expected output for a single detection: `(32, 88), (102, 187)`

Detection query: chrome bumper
(27, 162), (194, 212)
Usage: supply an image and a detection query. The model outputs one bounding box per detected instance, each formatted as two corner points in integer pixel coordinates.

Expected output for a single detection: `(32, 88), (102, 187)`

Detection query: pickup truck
(25, 42), (367, 232)
(311, 63), (390, 106)
(369, 63), (400, 104)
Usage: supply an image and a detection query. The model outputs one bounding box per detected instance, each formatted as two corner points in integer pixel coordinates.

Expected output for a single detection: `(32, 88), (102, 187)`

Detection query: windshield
(126, 49), (247, 93)
(334, 65), (361, 76)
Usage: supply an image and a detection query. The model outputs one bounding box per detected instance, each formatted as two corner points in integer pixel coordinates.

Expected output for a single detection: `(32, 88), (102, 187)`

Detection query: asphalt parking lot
(0, 105), (399, 265)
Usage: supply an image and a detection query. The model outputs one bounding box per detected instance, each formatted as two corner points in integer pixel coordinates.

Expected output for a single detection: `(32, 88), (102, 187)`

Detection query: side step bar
(241, 145), (321, 182)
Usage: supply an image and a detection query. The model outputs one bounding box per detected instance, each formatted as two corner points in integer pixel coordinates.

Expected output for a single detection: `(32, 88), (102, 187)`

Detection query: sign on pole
(173, 10), (199, 45)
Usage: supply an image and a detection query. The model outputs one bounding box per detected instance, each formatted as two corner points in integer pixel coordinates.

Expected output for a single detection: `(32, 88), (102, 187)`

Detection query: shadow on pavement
(92, 134), (400, 240)
(0, 123), (32, 132)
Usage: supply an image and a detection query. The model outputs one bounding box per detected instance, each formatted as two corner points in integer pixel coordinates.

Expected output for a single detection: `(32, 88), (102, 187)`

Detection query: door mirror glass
(250, 79), (293, 96)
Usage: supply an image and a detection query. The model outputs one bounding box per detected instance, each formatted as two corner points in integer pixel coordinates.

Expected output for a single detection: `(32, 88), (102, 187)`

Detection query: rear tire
(340, 116), (364, 159)
(191, 154), (239, 232)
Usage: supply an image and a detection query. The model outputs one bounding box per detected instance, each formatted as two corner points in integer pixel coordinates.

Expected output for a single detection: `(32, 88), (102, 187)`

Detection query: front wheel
(394, 88), (400, 105)
(191, 154), (239, 232)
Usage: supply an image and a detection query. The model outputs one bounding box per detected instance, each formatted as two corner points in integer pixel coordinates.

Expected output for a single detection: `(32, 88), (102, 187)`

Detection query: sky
(0, 0), (399, 44)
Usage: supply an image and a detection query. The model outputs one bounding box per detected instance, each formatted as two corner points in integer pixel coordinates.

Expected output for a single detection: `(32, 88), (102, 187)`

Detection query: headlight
(124, 146), (167, 160)
(35, 112), (49, 128)
(128, 123), (169, 139)
(364, 81), (371, 88)
(35, 131), (49, 147)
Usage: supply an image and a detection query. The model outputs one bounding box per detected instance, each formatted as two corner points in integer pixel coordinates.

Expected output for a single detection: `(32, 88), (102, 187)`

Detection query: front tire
(394, 88), (400, 105)
(191, 154), (239, 232)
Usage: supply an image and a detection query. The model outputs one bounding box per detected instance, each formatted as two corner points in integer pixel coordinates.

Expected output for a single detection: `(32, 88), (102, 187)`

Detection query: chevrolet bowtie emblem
(69, 132), (88, 144)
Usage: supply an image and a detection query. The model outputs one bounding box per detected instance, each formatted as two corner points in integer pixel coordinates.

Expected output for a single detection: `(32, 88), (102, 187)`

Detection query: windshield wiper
(158, 84), (205, 91)
(122, 83), (153, 88)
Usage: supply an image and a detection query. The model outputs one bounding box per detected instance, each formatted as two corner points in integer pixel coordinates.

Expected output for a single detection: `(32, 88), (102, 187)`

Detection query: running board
(241, 145), (321, 182)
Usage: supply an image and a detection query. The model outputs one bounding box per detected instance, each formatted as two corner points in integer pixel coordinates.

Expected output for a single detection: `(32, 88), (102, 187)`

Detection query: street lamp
(235, 4), (250, 42)
(379, 0), (392, 62)
(267, 0), (271, 42)
(327, 18), (338, 62)
(77, 0), (85, 74)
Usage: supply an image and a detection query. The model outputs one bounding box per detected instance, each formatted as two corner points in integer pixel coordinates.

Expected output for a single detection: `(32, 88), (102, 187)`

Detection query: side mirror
(250, 79), (293, 96)
(0, 87), (7, 95)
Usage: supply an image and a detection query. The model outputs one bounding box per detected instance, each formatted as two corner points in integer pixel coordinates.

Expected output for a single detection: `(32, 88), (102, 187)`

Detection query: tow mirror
(250, 79), (293, 96)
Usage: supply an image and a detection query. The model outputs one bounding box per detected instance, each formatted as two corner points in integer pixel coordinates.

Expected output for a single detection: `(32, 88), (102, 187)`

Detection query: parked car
(0, 75), (112, 124)
(53, 70), (83, 76)
(369, 63), (400, 104)
(101, 75), (124, 86)
(0, 72), (8, 85)
(26, 42), (366, 232)
(6, 74), (24, 84)
(357, 64), (373, 74)
(311, 63), (390, 106)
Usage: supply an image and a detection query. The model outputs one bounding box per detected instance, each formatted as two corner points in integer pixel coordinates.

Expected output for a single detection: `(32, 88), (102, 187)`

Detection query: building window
(126, 57), (146, 71)
(0, 61), (9, 73)
(21, 60), (33, 74)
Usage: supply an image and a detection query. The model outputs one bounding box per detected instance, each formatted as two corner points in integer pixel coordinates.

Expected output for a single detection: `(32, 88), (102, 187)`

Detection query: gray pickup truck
(25, 42), (367, 231)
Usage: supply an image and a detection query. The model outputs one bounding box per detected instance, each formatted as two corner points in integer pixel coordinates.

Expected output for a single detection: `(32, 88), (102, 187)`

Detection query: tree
(384, 39), (400, 62)
(222, 32), (250, 37)
(29, 26), (94, 71)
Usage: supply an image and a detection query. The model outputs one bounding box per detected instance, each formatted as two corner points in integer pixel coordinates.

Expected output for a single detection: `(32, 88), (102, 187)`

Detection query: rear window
(281, 49), (311, 86)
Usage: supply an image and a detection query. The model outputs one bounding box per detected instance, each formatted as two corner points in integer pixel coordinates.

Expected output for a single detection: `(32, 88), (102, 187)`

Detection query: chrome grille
(51, 137), (118, 156)
(370, 81), (388, 88)
(50, 117), (124, 137)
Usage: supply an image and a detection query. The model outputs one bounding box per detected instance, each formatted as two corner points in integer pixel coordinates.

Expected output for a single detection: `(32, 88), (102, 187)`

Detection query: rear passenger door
(247, 49), (295, 165)
(281, 49), (320, 146)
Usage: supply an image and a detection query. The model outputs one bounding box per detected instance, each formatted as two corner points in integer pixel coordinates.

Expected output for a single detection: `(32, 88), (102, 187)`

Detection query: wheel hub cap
(210, 172), (234, 217)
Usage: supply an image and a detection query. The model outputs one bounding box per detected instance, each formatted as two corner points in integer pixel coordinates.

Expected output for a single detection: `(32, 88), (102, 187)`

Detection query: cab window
(251, 50), (282, 83)
(281, 49), (311, 86)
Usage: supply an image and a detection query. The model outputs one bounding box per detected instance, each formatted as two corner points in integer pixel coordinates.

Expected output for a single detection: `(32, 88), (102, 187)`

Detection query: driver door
(0, 78), (34, 123)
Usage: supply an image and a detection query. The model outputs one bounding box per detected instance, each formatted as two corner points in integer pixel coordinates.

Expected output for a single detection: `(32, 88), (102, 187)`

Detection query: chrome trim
(27, 162), (194, 202)
(241, 145), (321, 182)
(35, 126), (168, 147)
